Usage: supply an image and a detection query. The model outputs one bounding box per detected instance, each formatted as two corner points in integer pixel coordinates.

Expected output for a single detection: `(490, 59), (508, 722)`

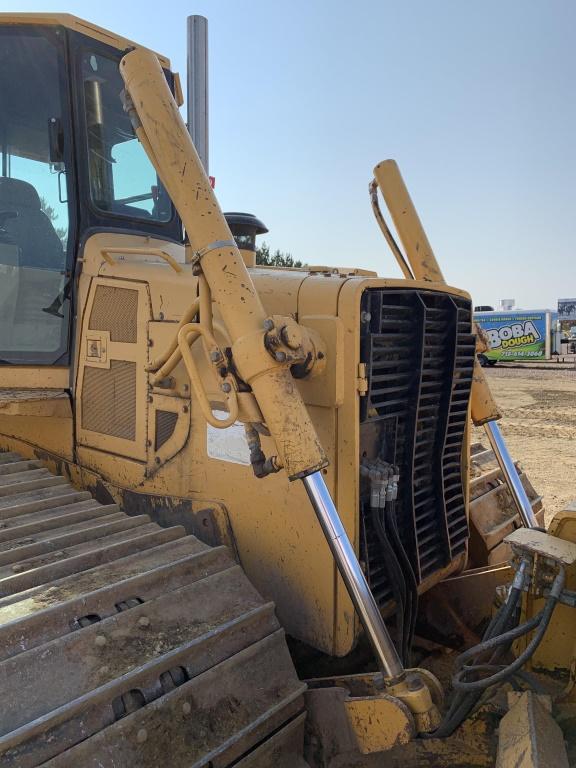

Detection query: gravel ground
(481, 364), (576, 520)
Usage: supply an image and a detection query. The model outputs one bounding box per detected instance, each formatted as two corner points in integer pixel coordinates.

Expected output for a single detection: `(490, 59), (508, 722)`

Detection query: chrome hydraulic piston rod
(303, 471), (405, 681)
(483, 421), (539, 529)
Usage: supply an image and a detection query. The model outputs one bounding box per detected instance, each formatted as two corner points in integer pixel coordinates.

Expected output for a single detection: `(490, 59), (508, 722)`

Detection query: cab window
(0, 26), (72, 364)
(82, 52), (172, 222)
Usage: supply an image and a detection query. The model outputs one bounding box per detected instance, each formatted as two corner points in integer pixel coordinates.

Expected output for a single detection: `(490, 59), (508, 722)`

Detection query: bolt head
(280, 324), (304, 350)
(275, 351), (287, 363)
(221, 382), (232, 393)
(94, 634), (107, 647)
(263, 318), (275, 332)
(138, 616), (151, 628)
(137, 728), (148, 743)
(406, 674), (422, 692)
(210, 349), (222, 363)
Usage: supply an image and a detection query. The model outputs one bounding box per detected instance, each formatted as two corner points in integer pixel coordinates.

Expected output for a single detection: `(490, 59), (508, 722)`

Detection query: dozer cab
(0, 13), (575, 768)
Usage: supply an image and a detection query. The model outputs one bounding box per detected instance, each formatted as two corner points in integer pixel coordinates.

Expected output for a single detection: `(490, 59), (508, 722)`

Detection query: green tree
(40, 197), (68, 247)
(256, 242), (304, 268)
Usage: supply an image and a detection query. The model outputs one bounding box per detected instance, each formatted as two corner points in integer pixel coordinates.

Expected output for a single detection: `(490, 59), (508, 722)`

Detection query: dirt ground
(481, 364), (576, 521)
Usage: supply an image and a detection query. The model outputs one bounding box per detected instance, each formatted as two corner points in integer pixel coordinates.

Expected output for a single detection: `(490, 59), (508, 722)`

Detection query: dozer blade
(0, 452), (308, 767)
(468, 442), (545, 566)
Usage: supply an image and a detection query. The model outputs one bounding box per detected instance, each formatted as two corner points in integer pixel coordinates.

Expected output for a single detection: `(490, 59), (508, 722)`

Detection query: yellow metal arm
(119, 47), (327, 479)
(372, 160), (501, 425)
(373, 160), (444, 283)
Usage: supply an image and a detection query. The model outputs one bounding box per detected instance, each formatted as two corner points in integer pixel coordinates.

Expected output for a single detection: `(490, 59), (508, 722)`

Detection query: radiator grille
(82, 360), (137, 440)
(88, 286), (138, 343)
(155, 410), (179, 450)
(359, 289), (475, 607)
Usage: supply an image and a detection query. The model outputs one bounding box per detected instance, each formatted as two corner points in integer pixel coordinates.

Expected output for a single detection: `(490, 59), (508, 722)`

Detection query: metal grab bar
(100, 247), (183, 274)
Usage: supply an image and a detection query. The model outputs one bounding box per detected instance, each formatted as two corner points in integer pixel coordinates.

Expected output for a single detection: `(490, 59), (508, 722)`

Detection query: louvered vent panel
(155, 410), (179, 450)
(82, 360), (137, 440)
(359, 289), (474, 608)
(88, 286), (138, 343)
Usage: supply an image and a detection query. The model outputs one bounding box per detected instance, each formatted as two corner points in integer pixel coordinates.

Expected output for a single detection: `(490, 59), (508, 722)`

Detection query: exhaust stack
(187, 15), (209, 173)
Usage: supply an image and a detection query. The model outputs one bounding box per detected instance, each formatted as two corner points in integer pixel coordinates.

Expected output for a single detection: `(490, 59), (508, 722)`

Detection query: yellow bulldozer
(0, 12), (574, 768)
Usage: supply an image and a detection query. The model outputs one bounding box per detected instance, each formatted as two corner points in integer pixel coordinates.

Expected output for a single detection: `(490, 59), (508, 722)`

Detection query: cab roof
(0, 13), (171, 67)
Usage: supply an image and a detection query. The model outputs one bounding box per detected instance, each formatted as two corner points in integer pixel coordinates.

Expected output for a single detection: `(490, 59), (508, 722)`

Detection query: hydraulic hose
(386, 497), (419, 664)
(430, 560), (560, 738)
(452, 568), (564, 693)
(455, 610), (543, 669)
(363, 461), (417, 665)
(432, 583), (522, 738)
(370, 502), (407, 661)
(368, 178), (414, 280)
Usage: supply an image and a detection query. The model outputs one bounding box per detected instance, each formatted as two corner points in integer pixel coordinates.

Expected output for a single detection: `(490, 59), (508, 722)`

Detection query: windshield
(82, 52), (172, 222)
(0, 26), (71, 364)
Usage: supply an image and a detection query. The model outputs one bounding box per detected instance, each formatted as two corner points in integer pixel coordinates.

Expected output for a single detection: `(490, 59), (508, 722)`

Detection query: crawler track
(0, 451), (308, 767)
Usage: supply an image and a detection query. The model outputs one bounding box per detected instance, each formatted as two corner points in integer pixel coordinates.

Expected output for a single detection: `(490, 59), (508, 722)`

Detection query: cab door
(0, 24), (75, 387)
(0, 24), (76, 460)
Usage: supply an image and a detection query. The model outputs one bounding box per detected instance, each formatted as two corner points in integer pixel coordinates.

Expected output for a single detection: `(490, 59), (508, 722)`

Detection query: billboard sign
(475, 311), (550, 362)
(558, 299), (576, 322)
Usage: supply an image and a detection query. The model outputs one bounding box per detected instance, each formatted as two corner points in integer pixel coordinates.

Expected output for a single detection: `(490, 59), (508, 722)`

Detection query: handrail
(177, 323), (238, 429)
(100, 247), (183, 274)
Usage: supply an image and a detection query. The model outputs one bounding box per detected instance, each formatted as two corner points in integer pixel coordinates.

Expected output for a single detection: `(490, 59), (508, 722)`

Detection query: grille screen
(82, 360), (137, 440)
(155, 410), (179, 450)
(359, 289), (475, 607)
(88, 286), (138, 343)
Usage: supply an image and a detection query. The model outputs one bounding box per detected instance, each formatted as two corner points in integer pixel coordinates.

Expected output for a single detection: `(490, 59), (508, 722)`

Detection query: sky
(8, 0), (576, 308)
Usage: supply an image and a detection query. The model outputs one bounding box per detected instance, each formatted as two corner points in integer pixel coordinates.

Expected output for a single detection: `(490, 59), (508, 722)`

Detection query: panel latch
(357, 363), (368, 396)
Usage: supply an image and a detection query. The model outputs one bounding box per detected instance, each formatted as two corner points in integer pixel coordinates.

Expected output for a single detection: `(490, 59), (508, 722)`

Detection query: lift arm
(372, 159), (538, 529)
(120, 48), (326, 481)
(119, 48), (419, 692)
